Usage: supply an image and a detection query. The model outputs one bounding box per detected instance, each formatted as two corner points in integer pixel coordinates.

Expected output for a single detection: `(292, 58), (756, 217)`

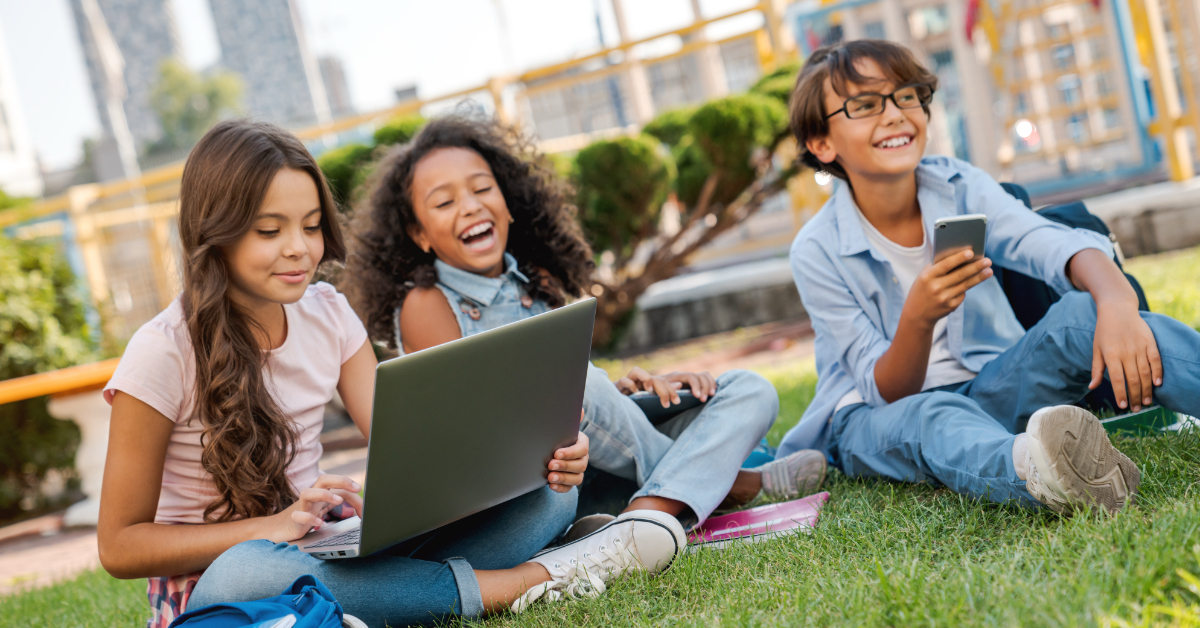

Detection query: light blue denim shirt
(393, 252), (550, 353)
(776, 156), (1114, 457)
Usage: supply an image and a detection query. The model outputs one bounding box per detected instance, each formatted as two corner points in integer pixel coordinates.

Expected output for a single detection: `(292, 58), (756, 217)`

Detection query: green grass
(6, 246), (1200, 627)
(1125, 246), (1200, 331)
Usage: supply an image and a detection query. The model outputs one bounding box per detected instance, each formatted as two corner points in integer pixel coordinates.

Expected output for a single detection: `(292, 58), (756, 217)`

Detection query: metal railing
(0, 2), (798, 405)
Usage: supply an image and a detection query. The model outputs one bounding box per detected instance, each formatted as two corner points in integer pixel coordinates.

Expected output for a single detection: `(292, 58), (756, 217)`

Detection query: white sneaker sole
(1027, 406), (1141, 514)
(534, 509), (686, 573)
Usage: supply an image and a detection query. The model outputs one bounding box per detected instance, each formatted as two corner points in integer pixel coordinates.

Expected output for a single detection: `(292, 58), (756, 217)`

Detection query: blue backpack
(167, 575), (349, 628)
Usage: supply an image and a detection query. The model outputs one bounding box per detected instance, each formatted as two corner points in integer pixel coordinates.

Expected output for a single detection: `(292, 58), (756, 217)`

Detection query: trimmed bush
(642, 106), (697, 149)
(373, 115), (426, 148)
(688, 93), (788, 205)
(572, 135), (675, 261)
(0, 235), (97, 522)
(317, 143), (374, 209)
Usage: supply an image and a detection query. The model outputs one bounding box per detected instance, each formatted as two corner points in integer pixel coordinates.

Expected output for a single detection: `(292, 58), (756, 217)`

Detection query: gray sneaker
(512, 509), (685, 612)
(754, 449), (827, 500)
(1025, 405), (1141, 515)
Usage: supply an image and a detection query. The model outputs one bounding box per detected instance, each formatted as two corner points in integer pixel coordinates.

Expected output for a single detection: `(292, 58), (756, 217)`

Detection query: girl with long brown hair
(97, 120), (679, 628)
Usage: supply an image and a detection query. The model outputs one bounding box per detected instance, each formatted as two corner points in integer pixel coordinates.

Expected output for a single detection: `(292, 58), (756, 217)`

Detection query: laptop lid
(356, 298), (596, 556)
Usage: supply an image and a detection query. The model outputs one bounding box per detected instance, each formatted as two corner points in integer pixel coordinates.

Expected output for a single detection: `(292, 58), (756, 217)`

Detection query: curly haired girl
(98, 120), (686, 627)
(345, 115), (826, 538)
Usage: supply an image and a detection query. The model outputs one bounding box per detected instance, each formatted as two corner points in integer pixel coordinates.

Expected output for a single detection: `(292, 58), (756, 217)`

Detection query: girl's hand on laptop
(905, 249), (993, 328)
(266, 474), (363, 542)
(616, 367), (684, 408)
(548, 431), (589, 493)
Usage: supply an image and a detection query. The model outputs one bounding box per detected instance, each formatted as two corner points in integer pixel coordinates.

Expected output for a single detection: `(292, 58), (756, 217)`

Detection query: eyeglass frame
(823, 83), (936, 121)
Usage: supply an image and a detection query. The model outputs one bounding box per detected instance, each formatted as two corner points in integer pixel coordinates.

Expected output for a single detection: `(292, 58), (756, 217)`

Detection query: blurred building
(67, 0), (180, 152)
(208, 0), (330, 127)
(0, 18), (43, 197)
(319, 56), (353, 118)
(788, 0), (1149, 198)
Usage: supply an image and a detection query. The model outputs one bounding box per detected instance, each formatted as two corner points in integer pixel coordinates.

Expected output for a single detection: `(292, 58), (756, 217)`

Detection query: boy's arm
(1068, 249), (1162, 412)
(875, 250), (994, 402)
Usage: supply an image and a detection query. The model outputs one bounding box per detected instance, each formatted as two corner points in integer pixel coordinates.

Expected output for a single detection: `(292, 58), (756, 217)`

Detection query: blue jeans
(829, 292), (1200, 507)
(580, 365), (778, 526)
(188, 485), (576, 628)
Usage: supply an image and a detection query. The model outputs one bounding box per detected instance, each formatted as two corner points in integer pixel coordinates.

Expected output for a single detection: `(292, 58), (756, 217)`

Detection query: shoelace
(512, 537), (632, 612)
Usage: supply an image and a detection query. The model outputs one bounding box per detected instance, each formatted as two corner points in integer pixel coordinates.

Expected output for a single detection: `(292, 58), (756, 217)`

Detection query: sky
(0, 0), (762, 171)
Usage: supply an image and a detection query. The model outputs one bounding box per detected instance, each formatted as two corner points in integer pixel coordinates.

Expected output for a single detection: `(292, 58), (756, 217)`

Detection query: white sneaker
(511, 509), (686, 612)
(341, 615), (367, 628)
(1025, 405), (1141, 515)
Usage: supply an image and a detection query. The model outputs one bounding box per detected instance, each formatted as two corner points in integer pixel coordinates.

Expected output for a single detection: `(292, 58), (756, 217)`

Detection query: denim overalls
(397, 253), (780, 527)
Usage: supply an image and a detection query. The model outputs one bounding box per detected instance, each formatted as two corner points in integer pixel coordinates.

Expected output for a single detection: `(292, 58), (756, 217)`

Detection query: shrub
(642, 106), (697, 148)
(573, 135), (674, 264)
(317, 143), (373, 210)
(749, 60), (801, 105)
(0, 235), (97, 522)
(373, 114), (426, 148)
(688, 93), (788, 205)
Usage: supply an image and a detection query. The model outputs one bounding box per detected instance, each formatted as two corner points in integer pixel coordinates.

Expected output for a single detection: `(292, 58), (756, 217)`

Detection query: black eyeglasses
(824, 83), (935, 120)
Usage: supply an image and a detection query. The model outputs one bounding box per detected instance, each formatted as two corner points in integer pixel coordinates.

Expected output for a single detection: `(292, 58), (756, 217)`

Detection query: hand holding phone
(901, 214), (994, 328)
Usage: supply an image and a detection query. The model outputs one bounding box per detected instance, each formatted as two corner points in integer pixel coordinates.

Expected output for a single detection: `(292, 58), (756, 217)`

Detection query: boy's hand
(904, 249), (993, 328)
(1091, 304), (1162, 412)
(548, 431), (589, 493)
(616, 366), (683, 408)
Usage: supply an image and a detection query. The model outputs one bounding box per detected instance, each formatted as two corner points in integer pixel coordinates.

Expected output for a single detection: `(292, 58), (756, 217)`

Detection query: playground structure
(788, 0), (1200, 197)
(2, 0), (1200, 528)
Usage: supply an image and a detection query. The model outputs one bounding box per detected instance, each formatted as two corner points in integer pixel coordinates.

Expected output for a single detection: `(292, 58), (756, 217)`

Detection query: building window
(864, 21), (885, 40)
(908, 6), (949, 40)
(1058, 75), (1083, 106)
(1014, 92), (1030, 116)
(1051, 43), (1076, 70)
(1103, 107), (1121, 130)
(1066, 113), (1089, 143)
(1094, 72), (1114, 97)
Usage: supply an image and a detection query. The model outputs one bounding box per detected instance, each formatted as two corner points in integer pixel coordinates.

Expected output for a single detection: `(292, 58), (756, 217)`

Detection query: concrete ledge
(619, 257), (805, 353)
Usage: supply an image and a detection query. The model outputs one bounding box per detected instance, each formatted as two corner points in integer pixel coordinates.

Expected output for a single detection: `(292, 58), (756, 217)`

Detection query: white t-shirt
(103, 282), (369, 524)
(835, 211), (977, 410)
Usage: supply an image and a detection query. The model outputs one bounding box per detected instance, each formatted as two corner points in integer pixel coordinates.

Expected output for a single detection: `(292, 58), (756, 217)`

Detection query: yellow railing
(0, 2), (797, 406)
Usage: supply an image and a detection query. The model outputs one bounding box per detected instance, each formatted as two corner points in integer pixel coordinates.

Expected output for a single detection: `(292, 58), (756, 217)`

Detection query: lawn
(4, 245), (1199, 627)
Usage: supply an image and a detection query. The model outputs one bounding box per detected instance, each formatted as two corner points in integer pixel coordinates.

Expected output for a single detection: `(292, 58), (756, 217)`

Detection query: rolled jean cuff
(630, 485), (702, 529)
(444, 557), (484, 618)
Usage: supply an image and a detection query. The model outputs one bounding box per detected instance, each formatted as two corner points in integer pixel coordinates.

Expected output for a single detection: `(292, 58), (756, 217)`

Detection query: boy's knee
(1042, 291), (1098, 329)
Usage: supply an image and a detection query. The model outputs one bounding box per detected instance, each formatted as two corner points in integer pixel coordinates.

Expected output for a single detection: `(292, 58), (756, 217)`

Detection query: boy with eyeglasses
(776, 39), (1200, 514)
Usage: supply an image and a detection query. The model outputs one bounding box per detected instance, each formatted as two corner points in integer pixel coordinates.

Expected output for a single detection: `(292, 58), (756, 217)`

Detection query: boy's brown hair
(789, 39), (939, 180)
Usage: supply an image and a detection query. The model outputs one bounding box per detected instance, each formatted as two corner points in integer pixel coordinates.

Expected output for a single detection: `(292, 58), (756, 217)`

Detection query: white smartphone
(933, 214), (987, 263)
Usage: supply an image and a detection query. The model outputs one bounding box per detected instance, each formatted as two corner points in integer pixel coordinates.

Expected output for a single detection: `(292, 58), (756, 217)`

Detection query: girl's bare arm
(98, 392), (355, 579)
(336, 340), (378, 438)
(398, 287), (461, 353)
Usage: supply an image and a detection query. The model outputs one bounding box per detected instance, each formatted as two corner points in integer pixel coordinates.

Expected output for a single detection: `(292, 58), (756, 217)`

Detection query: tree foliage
(148, 59), (243, 154)
(0, 234), (97, 522)
(316, 114), (427, 213)
(575, 91), (797, 347)
(573, 136), (674, 265)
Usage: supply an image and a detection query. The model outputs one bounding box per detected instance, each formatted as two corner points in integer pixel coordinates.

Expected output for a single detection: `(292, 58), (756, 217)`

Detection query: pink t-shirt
(104, 282), (368, 525)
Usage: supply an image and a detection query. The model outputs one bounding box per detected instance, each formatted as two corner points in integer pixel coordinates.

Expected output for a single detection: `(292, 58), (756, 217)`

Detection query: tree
(148, 59), (243, 154)
(576, 87), (796, 347)
(0, 230), (98, 522)
(316, 114), (427, 212)
(574, 136), (674, 266)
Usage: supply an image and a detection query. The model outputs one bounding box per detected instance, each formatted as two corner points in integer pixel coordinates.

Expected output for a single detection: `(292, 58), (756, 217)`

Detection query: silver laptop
(292, 298), (596, 559)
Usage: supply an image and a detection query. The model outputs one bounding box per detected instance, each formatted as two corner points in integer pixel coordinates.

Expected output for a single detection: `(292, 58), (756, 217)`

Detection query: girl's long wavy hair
(178, 120), (346, 523)
(345, 116), (594, 348)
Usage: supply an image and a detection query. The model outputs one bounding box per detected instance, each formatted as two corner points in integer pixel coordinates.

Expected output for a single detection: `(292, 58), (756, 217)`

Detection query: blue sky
(0, 0), (760, 170)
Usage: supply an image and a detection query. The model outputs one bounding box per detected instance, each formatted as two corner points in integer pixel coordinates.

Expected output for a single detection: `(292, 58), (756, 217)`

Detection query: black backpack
(994, 182), (1149, 411)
